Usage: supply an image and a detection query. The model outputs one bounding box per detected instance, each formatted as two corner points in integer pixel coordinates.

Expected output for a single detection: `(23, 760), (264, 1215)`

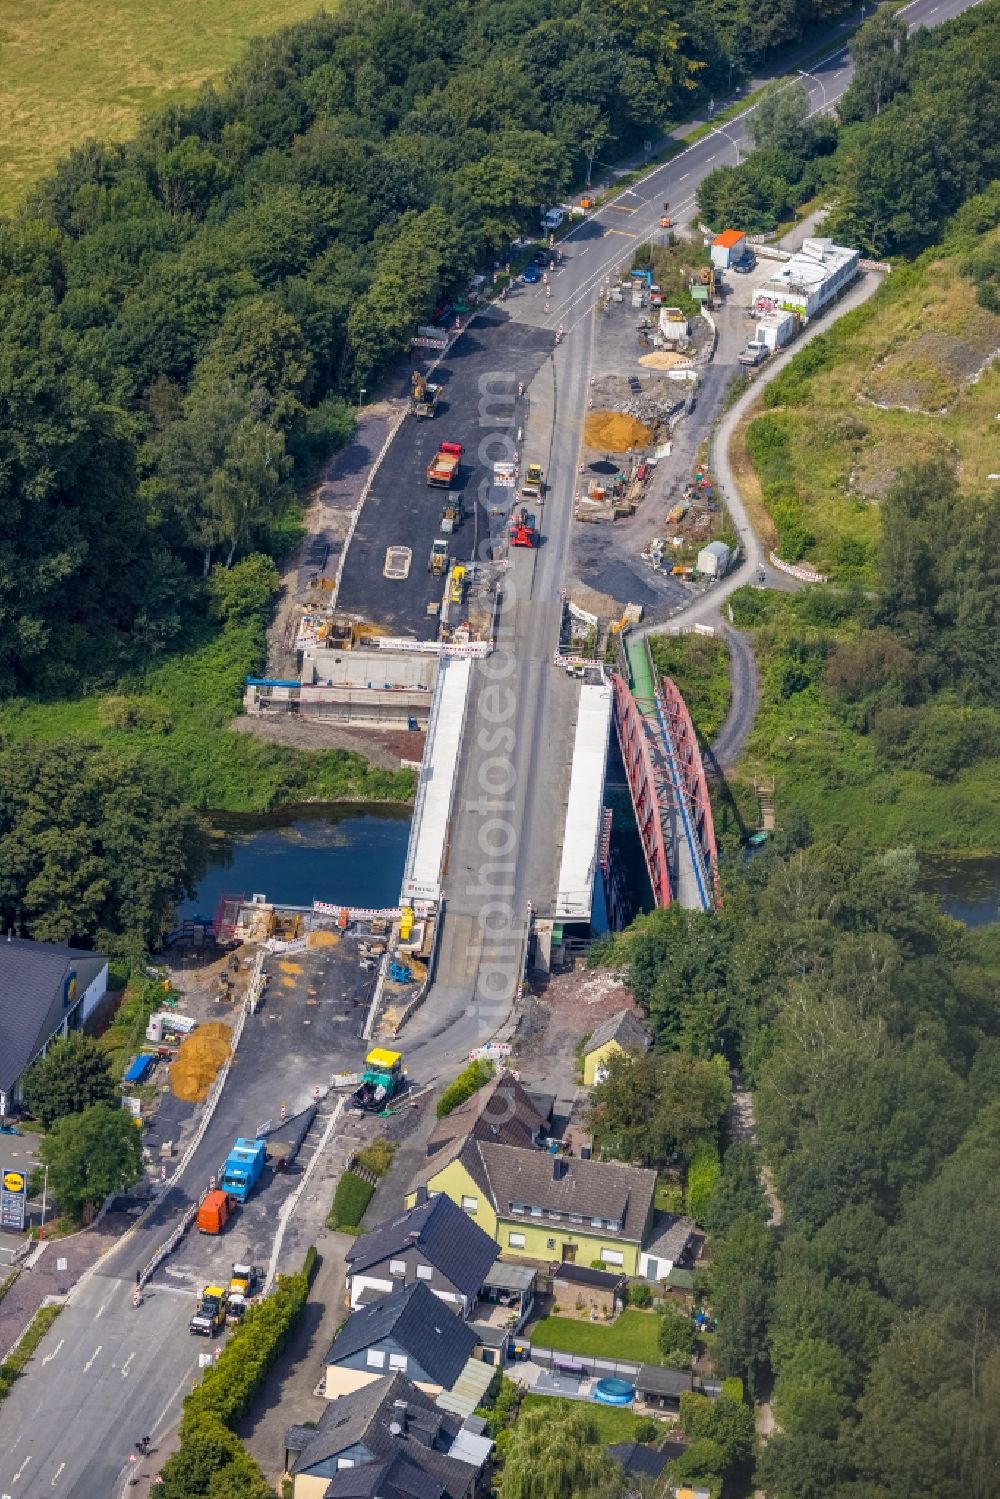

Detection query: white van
(541, 208), (564, 231)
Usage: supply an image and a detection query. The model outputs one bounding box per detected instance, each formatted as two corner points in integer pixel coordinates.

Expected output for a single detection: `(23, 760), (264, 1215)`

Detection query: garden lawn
(520, 1395), (659, 1443)
(0, 0), (335, 211)
(530, 1310), (663, 1363)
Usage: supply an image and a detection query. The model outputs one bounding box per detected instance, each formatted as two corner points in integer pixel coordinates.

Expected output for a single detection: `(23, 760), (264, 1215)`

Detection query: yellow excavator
(410, 370), (441, 418)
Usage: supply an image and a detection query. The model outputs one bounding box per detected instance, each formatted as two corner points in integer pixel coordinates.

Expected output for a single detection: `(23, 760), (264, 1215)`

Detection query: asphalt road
(0, 0), (983, 1486)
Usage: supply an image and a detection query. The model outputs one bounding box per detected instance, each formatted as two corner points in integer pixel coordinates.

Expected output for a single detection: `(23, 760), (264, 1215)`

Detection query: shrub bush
(628, 1282), (653, 1308)
(327, 1171), (375, 1231)
(355, 1139), (397, 1177)
(634, 1416), (661, 1443)
(686, 1142), (722, 1224)
(658, 1305), (696, 1364)
(436, 1059), (494, 1118)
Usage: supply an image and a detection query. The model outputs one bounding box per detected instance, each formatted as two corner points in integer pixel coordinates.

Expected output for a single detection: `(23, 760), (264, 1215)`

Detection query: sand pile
(308, 929), (339, 949)
(584, 410), (652, 452)
(170, 1022), (232, 1103)
(640, 351), (691, 370)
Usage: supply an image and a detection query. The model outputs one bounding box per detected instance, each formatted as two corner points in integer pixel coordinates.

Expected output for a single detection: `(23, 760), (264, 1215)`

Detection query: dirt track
(230, 713), (422, 773)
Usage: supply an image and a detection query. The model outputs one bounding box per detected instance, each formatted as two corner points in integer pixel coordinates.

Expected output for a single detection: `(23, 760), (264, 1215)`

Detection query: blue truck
(219, 1138), (266, 1202)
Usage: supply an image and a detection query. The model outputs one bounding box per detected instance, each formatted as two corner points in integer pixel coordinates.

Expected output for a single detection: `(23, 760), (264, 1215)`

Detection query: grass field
(742, 233), (1000, 584)
(520, 1395), (660, 1444)
(0, 0), (330, 211)
(530, 1311), (664, 1364)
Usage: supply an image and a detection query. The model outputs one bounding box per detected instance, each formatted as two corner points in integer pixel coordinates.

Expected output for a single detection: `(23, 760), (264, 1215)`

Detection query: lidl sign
(0, 1167), (26, 1231)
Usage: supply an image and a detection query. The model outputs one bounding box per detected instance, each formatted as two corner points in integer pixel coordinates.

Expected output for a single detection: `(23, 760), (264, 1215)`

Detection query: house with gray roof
(582, 1010), (652, 1085)
(0, 938), (109, 1114)
(285, 1372), (487, 1499)
(324, 1282), (478, 1401)
(638, 1213), (697, 1284)
(345, 1192), (498, 1316)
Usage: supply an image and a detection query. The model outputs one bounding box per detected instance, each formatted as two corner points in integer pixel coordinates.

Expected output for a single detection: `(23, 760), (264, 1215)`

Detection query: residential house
(0, 938), (109, 1115)
(582, 1010), (651, 1086)
(345, 1192), (498, 1315)
(407, 1140), (657, 1276)
(424, 1071), (549, 1161)
(639, 1214), (696, 1284)
(324, 1282), (479, 1402)
(285, 1372), (490, 1499)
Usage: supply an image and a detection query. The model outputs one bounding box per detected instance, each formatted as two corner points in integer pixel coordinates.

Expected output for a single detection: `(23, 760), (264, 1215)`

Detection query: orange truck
(197, 1189), (237, 1234)
(426, 441), (463, 488)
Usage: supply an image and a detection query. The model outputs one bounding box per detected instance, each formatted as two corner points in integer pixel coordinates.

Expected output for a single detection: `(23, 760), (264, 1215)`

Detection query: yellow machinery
(399, 907), (414, 942)
(449, 564), (466, 604)
(410, 371), (441, 417)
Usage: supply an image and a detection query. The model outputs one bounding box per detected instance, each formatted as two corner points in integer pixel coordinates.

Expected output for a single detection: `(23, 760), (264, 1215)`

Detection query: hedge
(0, 1305), (62, 1404)
(436, 1059), (494, 1118)
(326, 1171), (375, 1232)
(183, 1268), (309, 1430)
(157, 1255), (313, 1493)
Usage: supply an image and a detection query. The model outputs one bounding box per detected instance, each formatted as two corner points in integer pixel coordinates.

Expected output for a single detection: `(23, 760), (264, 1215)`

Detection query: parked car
(733, 253), (756, 274)
(523, 264), (541, 284)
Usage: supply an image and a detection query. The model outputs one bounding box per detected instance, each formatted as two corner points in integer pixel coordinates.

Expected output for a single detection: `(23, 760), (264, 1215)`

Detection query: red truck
(426, 441), (463, 488)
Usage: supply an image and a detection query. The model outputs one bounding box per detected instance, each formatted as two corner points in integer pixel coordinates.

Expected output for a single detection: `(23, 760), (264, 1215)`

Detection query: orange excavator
(509, 507), (538, 548)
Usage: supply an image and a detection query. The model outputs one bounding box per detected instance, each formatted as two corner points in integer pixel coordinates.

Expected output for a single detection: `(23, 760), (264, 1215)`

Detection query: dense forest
(0, 0), (866, 695)
(698, 1), (1000, 253)
(603, 827), (1000, 1497)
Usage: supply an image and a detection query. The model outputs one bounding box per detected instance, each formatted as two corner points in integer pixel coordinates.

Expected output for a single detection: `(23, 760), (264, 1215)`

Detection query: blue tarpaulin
(123, 1054), (155, 1085)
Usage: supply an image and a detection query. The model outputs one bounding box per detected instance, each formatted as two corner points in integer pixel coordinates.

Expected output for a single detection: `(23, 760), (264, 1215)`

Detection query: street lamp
(40, 1164), (49, 1235)
(358, 387), (367, 409)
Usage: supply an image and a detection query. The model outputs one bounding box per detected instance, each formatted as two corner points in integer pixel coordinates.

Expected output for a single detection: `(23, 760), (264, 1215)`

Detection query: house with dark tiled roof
(285, 1372), (489, 1499)
(423, 1072), (549, 1165)
(582, 1010), (651, 1085)
(0, 938), (109, 1114)
(345, 1193), (498, 1316)
(407, 1139), (657, 1276)
(324, 1282), (480, 1402)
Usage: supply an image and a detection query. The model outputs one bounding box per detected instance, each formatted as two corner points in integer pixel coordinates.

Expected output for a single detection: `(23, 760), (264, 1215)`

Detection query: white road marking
(12, 1457), (31, 1483)
(121, 1352), (136, 1379)
(578, 247), (590, 256)
(679, 172), (689, 181)
(94, 1300), (108, 1319)
(50, 1464), (65, 1489)
(83, 1345), (102, 1373)
(41, 1340), (63, 1366)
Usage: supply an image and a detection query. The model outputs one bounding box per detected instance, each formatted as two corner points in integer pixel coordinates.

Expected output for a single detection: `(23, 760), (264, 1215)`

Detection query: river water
(920, 855), (1000, 928)
(177, 804), (412, 919)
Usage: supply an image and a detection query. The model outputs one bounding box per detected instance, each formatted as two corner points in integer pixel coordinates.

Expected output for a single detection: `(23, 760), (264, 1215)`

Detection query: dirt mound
(639, 351), (691, 370)
(308, 928), (339, 948)
(584, 410), (652, 452)
(170, 1022), (232, 1103)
